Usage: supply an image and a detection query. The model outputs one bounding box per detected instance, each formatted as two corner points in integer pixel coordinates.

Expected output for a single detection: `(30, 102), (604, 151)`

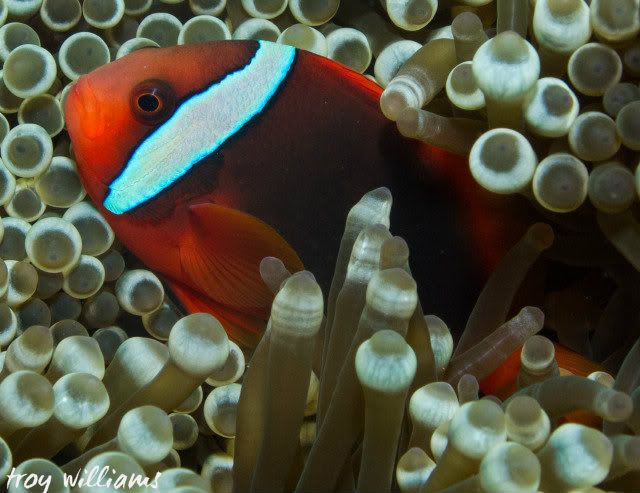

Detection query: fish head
(64, 40), (264, 214)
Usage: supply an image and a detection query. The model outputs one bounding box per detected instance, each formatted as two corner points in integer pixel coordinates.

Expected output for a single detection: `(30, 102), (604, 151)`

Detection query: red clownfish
(63, 39), (600, 387)
(65, 40), (515, 348)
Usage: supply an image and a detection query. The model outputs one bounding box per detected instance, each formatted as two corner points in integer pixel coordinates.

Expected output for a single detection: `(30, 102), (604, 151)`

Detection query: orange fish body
(65, 40), (523, 348)
(480, 343), (606, 399)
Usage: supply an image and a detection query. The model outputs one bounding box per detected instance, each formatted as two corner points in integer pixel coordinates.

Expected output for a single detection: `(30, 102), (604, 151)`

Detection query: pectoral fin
(179, 202), (303, 317)
(167, 280), (267, 348)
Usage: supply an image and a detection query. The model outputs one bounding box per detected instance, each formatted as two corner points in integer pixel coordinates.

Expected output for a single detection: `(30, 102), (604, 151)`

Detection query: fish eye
(130, 79), (175, 124)
(137, 93), (160, 113)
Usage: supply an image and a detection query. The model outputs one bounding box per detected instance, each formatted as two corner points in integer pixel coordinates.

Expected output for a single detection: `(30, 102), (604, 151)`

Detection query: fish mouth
(66, 76), (105, 141)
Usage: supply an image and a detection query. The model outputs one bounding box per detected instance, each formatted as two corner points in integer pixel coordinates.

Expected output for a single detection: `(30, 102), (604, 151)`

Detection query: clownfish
(65, 39), (519, 347)
(64, 39), (601, 387)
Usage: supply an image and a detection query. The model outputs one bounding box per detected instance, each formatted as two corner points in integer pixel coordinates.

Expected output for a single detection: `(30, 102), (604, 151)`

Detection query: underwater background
(0, 0), (640, 492)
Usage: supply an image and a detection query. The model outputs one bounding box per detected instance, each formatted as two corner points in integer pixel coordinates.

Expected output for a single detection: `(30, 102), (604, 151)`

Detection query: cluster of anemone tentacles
(2, 184), (640, 493)
(233, 188), (640, 493)
(1, 0), (640, 492)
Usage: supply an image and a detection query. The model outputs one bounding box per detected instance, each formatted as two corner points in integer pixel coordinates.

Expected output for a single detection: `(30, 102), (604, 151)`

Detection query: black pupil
(138, 94), (160, 112)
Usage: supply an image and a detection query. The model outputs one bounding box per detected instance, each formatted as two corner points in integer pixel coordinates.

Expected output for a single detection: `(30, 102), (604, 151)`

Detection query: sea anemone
(0, 1), (639, 493)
